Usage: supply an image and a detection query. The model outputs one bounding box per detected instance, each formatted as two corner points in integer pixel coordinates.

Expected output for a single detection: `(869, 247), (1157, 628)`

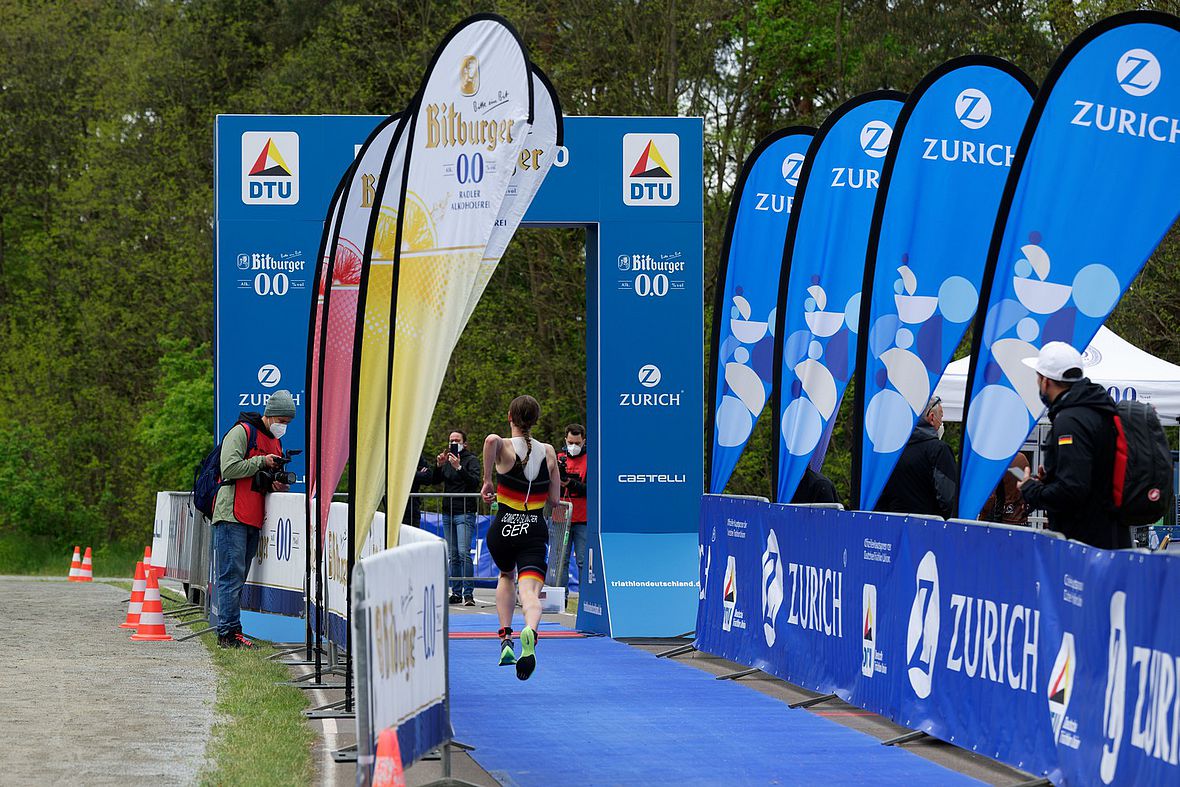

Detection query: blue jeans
(444, 512), (476, 598)
(570, 522), (587, 577)
(213, 521), (260, 636)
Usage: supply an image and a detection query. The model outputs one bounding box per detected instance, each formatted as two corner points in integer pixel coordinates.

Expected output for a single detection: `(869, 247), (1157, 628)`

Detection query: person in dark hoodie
(433, 430), (482, 605)
(211, 390), (294, 649)
(1017, 342), (1127, 549)
(876, 395), (957, 518)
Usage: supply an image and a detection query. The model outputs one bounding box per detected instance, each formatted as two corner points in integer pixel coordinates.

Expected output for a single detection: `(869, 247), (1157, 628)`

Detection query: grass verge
(1, 533), (147, 577)
(105, 580), (315, 785)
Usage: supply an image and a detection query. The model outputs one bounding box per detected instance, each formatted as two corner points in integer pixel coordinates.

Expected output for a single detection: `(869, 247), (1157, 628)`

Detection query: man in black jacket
(876, 396), (957, 518)
(433, 430), (482, 605)
(1017, 342), (1128, 549)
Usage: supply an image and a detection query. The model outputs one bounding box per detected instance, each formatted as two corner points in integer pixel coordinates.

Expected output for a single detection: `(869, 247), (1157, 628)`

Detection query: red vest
(560, 450), (588, 523)
(232, 423), (283, 528)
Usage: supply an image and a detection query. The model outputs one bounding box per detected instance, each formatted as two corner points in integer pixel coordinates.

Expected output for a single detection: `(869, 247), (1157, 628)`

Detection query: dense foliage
(1, 0), (1177, 545)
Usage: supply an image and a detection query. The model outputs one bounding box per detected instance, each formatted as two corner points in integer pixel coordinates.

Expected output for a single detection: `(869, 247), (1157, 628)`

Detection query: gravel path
(0, 577), (216, 785)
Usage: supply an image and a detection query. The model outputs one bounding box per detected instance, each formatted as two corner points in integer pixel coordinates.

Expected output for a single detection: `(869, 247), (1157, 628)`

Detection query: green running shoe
(516, 627), (537, 680)
(498, 638), (517, 666)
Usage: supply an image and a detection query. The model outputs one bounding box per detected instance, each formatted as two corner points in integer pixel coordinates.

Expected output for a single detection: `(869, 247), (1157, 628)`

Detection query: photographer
(211, 390), (296, 649)
(433, 430), (481, 605)
(558, 424), (588, 583)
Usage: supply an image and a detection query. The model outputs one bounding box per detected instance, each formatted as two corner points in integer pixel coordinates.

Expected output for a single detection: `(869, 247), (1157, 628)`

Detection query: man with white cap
(1017, 342), (1127, 549)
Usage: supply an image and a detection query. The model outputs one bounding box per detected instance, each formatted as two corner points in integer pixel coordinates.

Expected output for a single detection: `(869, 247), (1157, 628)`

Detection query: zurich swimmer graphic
(864, 260), (978, 454)
(965, 233), (1121, 460)
(714, 289), (775, 449)
(780, 281), (860, 457)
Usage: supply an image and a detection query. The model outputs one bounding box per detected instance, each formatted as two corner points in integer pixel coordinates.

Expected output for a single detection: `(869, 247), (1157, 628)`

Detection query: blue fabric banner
(697, 495), (1180, 785)
(772, 92), (904, 502)
(853, 58), (1035, 510)
(708, 128), (815, 494)
(960, 11), (1180, 518)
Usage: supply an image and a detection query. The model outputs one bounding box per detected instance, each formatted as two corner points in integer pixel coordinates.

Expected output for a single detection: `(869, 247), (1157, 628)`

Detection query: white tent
(934, 326), (1180, 425)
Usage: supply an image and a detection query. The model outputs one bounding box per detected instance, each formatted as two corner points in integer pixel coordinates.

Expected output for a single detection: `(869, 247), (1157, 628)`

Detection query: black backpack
(1111, 400), (1174, 526)
(192, 422), (257, 518)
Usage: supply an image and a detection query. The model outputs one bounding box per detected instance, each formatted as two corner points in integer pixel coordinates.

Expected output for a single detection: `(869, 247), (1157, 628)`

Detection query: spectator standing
(876, 396), (957, 518)
(791, 466), (839, 505)
(557, 424), (588, 584)
(211, 390), (295, 649)
(980, 453), (1030, 526)
(434, 430), (481, 605)
(1017, 342), (1127, 549)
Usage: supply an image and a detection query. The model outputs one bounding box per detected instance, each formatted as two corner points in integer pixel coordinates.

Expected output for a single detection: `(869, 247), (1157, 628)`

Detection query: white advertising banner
(243, 492), (307, 608)
(353, 532), (448, 770)
(150, 492), (171, 575)
(379, 15), (533, 551)
(315, 500), (386, 642)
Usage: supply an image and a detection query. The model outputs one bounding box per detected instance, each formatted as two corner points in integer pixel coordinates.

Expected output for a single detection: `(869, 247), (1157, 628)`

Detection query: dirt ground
(0, 577), (216, 785)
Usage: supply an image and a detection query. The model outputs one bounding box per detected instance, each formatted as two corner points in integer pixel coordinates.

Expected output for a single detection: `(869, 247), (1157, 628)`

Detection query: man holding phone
(433, 429), (482, 604)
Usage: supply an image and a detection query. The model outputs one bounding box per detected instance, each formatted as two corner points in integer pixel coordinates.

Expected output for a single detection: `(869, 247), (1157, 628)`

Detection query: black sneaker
(464, 597), (475, 607)
(217, 633), (241, 649)
(233, 631), (258, 650)
(449, 594), (462, 604)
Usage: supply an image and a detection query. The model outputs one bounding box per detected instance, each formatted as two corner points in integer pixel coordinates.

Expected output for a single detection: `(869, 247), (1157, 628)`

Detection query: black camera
(557, 453), (570, 481)
(253, 449), (302, 493)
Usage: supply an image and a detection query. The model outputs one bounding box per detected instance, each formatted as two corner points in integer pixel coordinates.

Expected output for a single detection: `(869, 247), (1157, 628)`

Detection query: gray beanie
(264, 389), (296, 418)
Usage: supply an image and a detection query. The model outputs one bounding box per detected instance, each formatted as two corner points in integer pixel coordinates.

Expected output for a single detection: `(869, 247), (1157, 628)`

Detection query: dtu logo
(623, 133), (680, 206)
(859, 120), (893, 159)
(955, 88), (992, 130)
(781, 152), (805, 187)
(862, 583), (877, 678)
(722, 556), (737, 632)
(906, 551), (940, 699)
(1048, 632), (1077, 746)
(242, 132), (299, 205)
(1117, 48), (1161, 97)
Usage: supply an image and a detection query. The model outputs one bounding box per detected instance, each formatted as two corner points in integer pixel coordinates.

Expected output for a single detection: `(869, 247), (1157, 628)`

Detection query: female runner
(480, 395), (561, 680)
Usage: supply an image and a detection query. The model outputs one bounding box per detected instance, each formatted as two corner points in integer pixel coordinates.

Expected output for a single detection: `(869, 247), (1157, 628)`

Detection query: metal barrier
(152, 491), (213, 605)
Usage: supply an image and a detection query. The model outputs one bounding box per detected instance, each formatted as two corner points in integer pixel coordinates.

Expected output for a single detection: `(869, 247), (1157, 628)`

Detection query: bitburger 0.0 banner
(376, 14), (533, 551)
(707, 127), (814, 495)
(772, 92), (903, 503)
(456, 65), (562, 334)
(852, 58), (1034, 510)
(959, 11), (1180, 519)
(309, 115), (403, 541)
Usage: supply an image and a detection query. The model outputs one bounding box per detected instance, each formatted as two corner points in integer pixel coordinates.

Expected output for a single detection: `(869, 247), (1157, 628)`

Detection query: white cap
(1021, 341), (1085, 382)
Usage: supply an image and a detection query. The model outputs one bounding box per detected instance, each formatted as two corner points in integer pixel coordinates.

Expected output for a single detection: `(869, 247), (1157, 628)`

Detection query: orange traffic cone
(67, 546), (82, 581)
(371, 727), (405, 787)
(143, 545), (156, 580)
(76, 547), (94, 582)
(131, 570), (172, 642)
(120, 561), (147, 629)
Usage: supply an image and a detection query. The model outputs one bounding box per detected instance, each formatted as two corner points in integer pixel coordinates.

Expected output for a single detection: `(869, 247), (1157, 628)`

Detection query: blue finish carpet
(449, 620), (980, 786)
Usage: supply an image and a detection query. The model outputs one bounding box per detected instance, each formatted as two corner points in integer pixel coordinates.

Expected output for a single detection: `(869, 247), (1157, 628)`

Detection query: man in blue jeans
(433, 430), (481, 605)
(211, 390), (295, 648)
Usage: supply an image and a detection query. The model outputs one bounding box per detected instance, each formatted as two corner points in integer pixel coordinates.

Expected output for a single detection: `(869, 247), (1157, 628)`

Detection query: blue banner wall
(697, 495), (1180, 785)
(960, 11), (1180, 518)
(853, 58), (1035, 510)
(771, 92), (904, 503)
(708, 128), (814, 494)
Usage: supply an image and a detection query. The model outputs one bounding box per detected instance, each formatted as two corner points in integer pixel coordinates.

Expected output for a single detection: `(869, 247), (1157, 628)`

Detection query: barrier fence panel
(311, 500), (386, 646)
(240, 492), (307, 617)
(352, 528), (450, 783)
(696, 494), (1180, 786)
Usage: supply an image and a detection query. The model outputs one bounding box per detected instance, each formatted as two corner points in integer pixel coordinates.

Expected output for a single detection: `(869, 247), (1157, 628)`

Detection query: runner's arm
(546, 444), (561, 507)
(481, 434), (502, 503)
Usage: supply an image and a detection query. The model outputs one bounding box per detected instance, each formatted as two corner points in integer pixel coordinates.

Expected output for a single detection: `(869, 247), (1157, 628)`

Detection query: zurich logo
(906, 551), (940, 699)
(859, 120), (893, 159)
(638, 364), (662, 388)
(1117, 48), (1161, 96)
(954, 88), (992, 129)
(258, 364), (282, 388)
(761, 530), (784, 647)
(781, 152), (805, 187)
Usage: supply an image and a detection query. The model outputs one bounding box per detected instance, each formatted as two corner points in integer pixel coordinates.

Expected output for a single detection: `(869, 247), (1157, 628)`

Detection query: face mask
(936, 424), (945, 440)
(566, 443), (583, 456)
(270, 422), (287, 439)
(1038, 383), (1052, 408)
